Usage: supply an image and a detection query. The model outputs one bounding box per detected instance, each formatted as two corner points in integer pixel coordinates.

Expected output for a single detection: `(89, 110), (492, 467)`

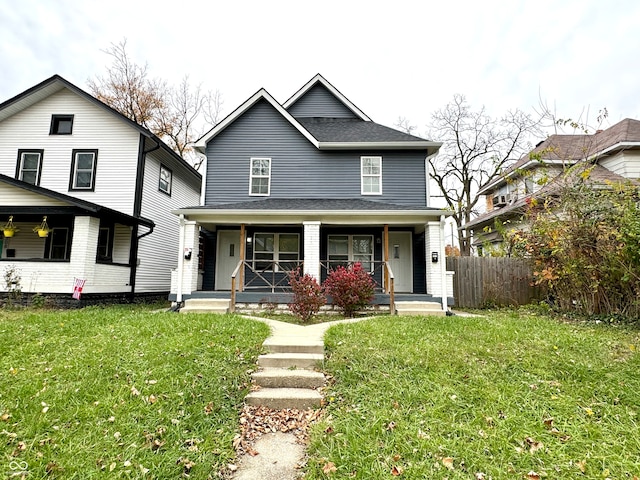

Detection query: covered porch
(171, 199), (454, 313)
(0, 175), (153, 295)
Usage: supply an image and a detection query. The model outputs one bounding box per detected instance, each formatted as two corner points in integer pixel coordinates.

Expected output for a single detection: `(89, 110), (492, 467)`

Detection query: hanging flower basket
(33, 216), (50, 238)
(3, 216), (18, 237)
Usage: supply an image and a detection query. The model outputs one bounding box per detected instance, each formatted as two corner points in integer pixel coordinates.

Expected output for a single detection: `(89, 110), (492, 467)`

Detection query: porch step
(252, 368), (325, 389)
(395, 301), (445, 316)
(245, 388), (323, 410)
(180, 298), (230, 314)
(257, 353), (324, 370)
(263, 337), (324, 355)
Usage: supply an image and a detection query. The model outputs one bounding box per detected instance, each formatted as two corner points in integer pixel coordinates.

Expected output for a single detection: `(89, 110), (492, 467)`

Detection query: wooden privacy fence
(446, 257), (543, 308)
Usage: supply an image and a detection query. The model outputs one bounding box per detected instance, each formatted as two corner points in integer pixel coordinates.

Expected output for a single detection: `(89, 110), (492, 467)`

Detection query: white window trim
(18, 150), (43, 185)
(361, 156), (382, 195)
(252, 232), (300, 272)
(70, 150), (97, 190)
(249, 157), (271, 196)
(159, 164), (172, 195)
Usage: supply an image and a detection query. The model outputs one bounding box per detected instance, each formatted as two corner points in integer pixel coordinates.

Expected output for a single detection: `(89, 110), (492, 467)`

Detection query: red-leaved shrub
(323, 263), (375, 317)
(288, 268), (326, 323)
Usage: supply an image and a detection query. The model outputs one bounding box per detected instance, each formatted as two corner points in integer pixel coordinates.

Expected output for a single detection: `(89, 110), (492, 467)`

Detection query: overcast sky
(2, 0), (640, 139)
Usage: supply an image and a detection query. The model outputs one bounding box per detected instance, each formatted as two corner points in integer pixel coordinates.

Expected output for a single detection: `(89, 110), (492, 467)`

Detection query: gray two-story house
(171, 74), (452, 313)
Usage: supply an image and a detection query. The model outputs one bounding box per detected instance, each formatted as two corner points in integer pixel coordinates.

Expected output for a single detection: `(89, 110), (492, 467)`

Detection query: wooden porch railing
(230, 260), (396, 315)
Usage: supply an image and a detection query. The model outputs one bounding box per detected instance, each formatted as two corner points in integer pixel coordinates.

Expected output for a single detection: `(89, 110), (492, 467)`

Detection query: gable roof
(0, 174), (154, 228)
(479, 118), (640, 194)
(193, 88), (320, 152)
(193, 76), (441, 154)
(0, 74), (201, 182)
(283, 74), (371, 121)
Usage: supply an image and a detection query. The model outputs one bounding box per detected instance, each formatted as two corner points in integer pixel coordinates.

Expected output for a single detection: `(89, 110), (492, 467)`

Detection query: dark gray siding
(205, 100), (427, 206)
(287, 84), (358, 118)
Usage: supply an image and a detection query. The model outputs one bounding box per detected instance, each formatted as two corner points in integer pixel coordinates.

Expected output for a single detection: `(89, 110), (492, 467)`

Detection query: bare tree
(427, 94), (540, 255)
(394, 116), (417, 135)
(88, 39), (222, 169)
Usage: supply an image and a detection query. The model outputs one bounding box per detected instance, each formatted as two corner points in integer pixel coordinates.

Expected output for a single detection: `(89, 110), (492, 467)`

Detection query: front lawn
(308, 311), (640, 479)
(0, 306), (269, 479)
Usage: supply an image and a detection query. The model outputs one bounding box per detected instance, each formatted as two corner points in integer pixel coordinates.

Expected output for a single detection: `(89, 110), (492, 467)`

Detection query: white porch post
(176, 215), (185, 303)
(425, 220), (447, 313)
(70, 216), (100, 288)
(303, 221), (321, 281)
(439, 215), (448, 312)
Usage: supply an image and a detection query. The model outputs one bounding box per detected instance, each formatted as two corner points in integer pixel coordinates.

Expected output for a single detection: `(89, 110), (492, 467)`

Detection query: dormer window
(50, 115), (74, 135)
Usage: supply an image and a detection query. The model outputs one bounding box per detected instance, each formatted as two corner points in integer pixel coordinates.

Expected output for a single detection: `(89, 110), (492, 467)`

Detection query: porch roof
(174, 198), (450, 226)
(0, 174), (154, 228)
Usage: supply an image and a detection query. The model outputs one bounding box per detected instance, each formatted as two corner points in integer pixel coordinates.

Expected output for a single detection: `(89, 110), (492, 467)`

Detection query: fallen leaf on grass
(576, 460), (586, 473)
(442, 457), (454, 470)
(322, 461), (337, 474)
(204, 401), (215, 415)
(386, 421), (397, 431)
(1, 412), (10, 421)
(526, 471), (540, 480)
(391, 465), (404, 476)
(131, 386), (140, 396)
(475, 473), (486, 480)
(525, 437), (544, 453)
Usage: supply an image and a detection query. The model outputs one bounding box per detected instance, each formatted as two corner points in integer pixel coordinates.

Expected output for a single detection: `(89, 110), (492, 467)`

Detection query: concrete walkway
(234, 315), (367, 479)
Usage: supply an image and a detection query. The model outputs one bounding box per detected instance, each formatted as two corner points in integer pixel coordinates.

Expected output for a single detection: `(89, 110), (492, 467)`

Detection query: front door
(215, 230), (240, 290)
(388, 232), (412, 293)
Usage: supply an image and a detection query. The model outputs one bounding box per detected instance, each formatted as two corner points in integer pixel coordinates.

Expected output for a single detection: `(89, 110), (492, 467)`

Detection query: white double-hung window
(361, 156), (382, 195)
(249, 157), (271, 196)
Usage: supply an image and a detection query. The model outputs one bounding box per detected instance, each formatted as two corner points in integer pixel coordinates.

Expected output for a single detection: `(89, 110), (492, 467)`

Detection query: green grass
(307, 311), (640, 479)
(0, 305), (269, 479)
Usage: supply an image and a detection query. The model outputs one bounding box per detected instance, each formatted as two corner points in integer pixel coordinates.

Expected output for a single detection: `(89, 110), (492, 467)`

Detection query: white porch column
(303, 221), (321, 281)
(182, 221), (199, 300)
(424, 220), (447, 312)
(70, 216), (100, 288)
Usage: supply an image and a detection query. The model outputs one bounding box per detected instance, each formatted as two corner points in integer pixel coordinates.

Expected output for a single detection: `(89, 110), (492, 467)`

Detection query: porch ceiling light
(33, 216), (50, 238)
(3, 216), (19, 237)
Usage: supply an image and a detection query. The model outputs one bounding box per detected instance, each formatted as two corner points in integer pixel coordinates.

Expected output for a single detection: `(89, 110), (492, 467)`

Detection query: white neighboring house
(0, 75), (201, 301)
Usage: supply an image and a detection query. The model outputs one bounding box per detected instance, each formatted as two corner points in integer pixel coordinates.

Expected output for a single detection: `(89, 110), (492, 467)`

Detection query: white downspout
(176, 214), (185, 305)
(440, 215), (448, 313)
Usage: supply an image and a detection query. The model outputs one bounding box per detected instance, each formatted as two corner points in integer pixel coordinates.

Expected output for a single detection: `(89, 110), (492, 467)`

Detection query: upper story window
(69, 149), (98, 191)
(16, 149), (44, 185)
(361, 156), (382, 195)
(159, 164), (172, 195)
(249, 157), (271, 196)
(50, 115), (74, 135)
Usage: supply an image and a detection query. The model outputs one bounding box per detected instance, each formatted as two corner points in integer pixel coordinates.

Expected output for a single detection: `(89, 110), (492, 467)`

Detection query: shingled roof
(190, 198), (439, 211)
(297, 118), (430, 143)
(480, 118), (640, 194)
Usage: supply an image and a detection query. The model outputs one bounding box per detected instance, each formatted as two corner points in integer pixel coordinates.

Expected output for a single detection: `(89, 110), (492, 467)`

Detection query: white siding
(136, 151), (200, 292)
(0, 261), (130, 294)
(600, 151), (640, 179)
(0, 89), (139, 215)
(112, 224), (132, 264)
(0, 183), (68, 207)
(1, 222), (46, 258)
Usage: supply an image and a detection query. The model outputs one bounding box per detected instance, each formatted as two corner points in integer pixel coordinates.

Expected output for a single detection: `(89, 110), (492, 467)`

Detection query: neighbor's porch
(1, 215), (133, 294)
